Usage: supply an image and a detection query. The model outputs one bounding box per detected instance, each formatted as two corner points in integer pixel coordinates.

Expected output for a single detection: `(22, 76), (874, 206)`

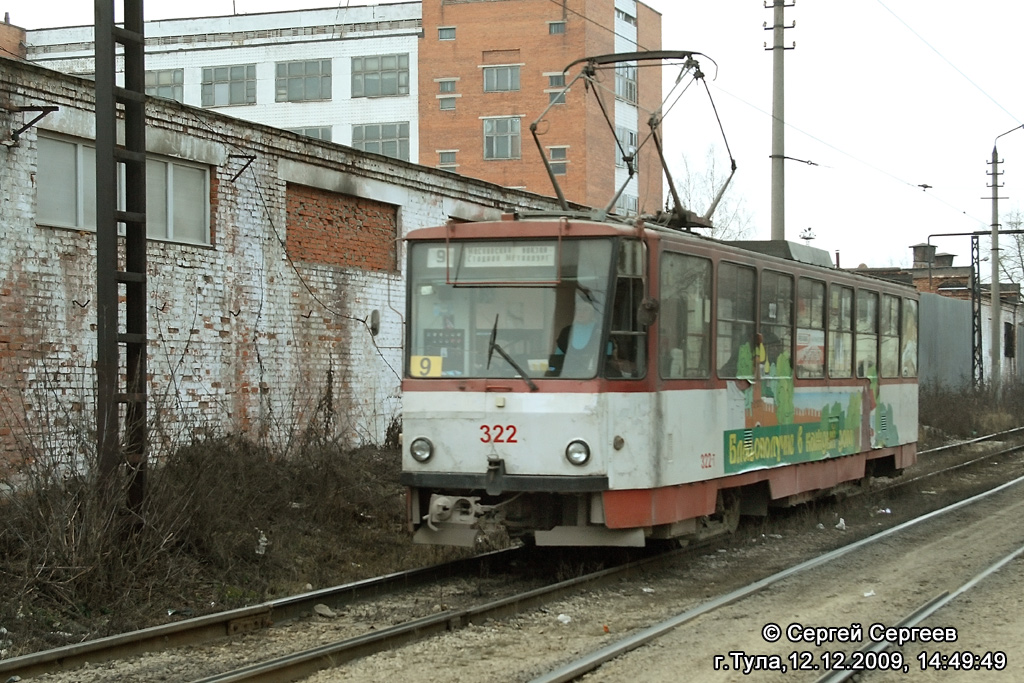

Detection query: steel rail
(192, 549), (678, 683)
(815, 543), (1024, 683)
(0, 547), (522, 680)
(3, 427), (1022, 680)
(528, 472), (1024, 683)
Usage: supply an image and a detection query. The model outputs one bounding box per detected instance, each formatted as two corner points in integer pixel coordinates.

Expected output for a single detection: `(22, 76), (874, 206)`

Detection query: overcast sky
(8, 1), (1024, 270)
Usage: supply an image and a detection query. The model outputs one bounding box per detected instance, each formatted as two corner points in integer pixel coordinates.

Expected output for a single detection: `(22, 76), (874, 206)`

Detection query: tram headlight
(410, 437), (434, 463)
(565, 440), (591, 466)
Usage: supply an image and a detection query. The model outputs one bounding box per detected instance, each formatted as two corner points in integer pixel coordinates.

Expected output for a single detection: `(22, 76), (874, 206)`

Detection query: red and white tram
(399, 216), (919, 546)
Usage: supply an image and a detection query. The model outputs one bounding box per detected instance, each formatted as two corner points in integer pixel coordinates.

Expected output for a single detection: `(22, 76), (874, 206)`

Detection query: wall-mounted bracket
(10, 105), (59, 143)
(229, 153), (257, 182)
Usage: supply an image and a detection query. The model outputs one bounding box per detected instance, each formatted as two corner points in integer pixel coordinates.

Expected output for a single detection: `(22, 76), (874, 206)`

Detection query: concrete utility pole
(989, 145), (1002, 393)
(988, 124), (1024, 393)
(765, 0), (795, 241)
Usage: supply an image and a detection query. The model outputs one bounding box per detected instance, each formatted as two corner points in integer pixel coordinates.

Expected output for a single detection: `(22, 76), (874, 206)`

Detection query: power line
(710, 83), (989, 226)
(875, 0), (1022, 127)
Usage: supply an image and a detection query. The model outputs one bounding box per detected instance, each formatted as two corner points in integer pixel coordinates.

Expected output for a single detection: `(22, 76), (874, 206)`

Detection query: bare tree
(998, 207), (1024, 284)
(673, 146), (754, 241)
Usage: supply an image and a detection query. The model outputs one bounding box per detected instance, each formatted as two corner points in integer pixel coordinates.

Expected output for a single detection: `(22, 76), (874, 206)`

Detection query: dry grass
(0, 433), (464, 657)
(918, 383), (1024, 448)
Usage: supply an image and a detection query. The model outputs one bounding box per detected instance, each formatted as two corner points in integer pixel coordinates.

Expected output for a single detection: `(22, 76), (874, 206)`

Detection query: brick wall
(419, 0), (662, 211)
(286, 184), (398, 271)
(0, 55), (566, 468)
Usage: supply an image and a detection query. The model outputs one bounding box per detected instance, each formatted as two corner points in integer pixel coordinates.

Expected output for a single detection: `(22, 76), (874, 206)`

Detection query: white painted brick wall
(0, 56), (565, 463)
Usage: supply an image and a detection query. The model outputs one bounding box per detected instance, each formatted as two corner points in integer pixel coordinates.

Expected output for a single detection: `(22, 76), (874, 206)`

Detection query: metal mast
(95, 0), (148, 506)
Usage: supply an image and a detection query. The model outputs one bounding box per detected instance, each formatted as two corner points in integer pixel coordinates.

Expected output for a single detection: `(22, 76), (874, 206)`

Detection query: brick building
(419, 0), (663, 212)
(0, 54), (568, 467)
(22, 1), (663, 213)
(22, 5), (422, 160)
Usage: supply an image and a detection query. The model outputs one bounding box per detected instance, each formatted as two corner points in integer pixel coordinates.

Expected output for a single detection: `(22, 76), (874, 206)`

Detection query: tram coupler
(485, 455), (506, 495)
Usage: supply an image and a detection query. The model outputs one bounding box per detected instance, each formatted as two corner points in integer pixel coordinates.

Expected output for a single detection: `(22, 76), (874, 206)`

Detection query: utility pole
(765, 0), (795, 241)
(988, 145), (1002, 393)
(987, 125), (1024, 394)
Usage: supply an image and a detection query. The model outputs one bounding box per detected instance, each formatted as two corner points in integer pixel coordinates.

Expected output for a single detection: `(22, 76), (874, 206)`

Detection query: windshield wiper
(486, 314), (538, 392)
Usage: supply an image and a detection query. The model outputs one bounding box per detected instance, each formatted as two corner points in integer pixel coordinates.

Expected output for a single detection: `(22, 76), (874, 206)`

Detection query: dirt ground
(9, 440), (1024, 682)
(302, 444), (1024, 682)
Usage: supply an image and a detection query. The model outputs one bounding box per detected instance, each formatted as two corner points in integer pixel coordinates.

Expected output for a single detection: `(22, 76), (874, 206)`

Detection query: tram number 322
(480, 425), (518, 443)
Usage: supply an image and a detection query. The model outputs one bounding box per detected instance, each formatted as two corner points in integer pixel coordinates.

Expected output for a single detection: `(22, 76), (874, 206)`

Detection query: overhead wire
(179, 106), (402, 381)
(875, 0), (1023, 128)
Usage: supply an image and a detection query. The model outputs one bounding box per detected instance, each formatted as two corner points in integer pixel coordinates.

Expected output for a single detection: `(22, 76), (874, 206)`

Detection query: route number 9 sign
(410, 356), (443, 377)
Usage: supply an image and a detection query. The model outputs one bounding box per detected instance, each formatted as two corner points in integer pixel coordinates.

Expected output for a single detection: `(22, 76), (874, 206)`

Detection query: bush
(0, 432), (454, 656)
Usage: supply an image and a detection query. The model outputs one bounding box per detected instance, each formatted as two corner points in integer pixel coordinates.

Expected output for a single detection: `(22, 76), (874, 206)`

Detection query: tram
(399, 217), (918, 546)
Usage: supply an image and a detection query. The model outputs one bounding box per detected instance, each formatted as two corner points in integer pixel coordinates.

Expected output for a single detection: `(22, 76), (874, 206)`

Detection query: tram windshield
(408, 238), (632, 380)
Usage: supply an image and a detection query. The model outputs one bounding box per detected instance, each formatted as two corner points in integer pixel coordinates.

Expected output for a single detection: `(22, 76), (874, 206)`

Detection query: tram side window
(856, 290), (879, 379)
(901, 298), (918, 377)
(607, 240), (647, 378)
(796, 278), (826, 378)
(880, 294), (901, 378)
(717, 262), (756, 379)
(828, 285), (853, 378)
(760, 270), (793, 378)
(659, 252), (711, 378)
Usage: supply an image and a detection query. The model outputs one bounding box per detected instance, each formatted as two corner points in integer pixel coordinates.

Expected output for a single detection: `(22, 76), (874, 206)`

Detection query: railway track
(531, 472), (1024, 682)
(3, 429), (1023, 682)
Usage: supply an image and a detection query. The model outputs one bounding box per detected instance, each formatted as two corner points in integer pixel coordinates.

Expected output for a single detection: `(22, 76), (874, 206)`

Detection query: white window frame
(482, 64), (521, 92)
(438, 26), (456, 40)
(352, 121), (411, 161)
(438, 149), (458, 172)
(351, 54), (410, 98)
(548, 146), (568, 175)
(275, 59), (332, 103)
(548, 21), (566, 34)
(615, 63), (638, 104)
(145, 68), (184, 102)
(201, 64), (256, 107)
(36, 133), (211, 245)
(286, 127), (333, 141)
(482, 116), (522, 160)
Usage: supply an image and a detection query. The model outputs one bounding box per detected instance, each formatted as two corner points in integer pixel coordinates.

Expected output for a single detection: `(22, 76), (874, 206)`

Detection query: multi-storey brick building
(23, 4), (423, 161)
(418, 0), (663, 212)
(22, 1), (663, 213)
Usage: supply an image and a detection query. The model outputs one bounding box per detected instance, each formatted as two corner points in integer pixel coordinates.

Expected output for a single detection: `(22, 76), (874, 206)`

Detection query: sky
(7, 0), (1024, 270)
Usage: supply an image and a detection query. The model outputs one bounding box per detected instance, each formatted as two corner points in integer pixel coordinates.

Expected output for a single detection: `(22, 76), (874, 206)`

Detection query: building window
(201, 64), (256, 107)
(438, 150), (458, 172)
(276, 59), (332, 102)
(352, 122), (410, 161)
(548, 91), (566, 105)
(145, 68), (183, 102)
(616, 63), (638, 104)
(483, 65), (520, 92)
(352, 54), (409, 98)
(439, 97), (456, 111)
(286, 127), (333, 141)
(549, 146), (568, 175)
(615, 8), (637, 26)
(37, 134), (210, 245)
(615, 193), (639, 216)
(438, 26), (455, 40)
(615, 126), (638, 168)
(548, 21), (566, 34)
(483, 117), (521, 160)
(439, 79), (457, 93)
